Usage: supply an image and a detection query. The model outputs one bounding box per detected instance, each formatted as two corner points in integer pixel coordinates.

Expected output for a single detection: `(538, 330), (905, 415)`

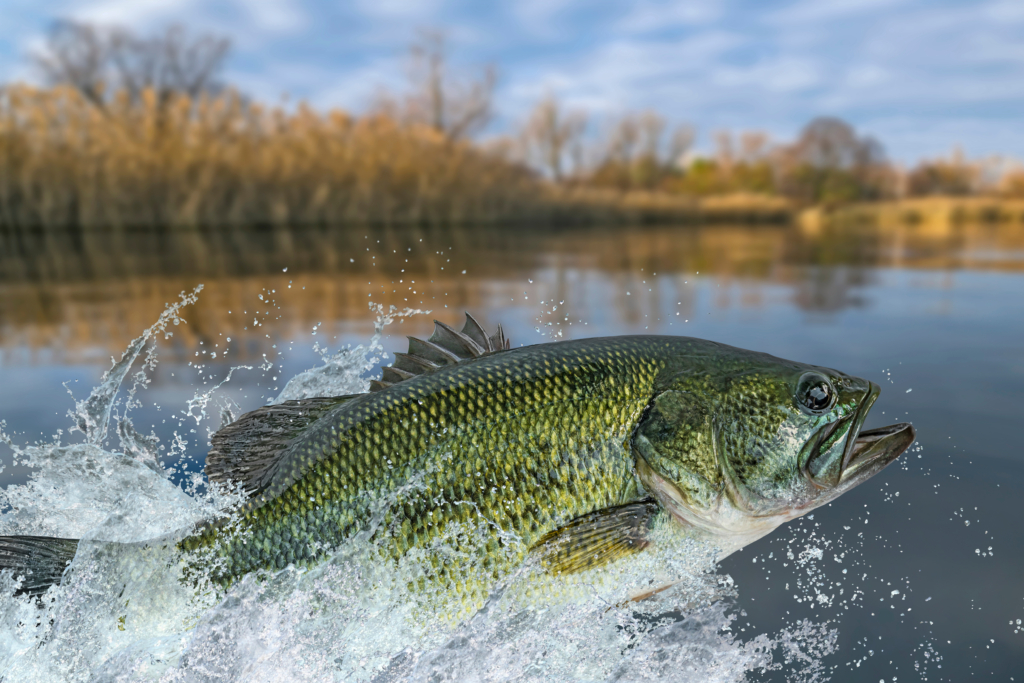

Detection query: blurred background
(1, 1), (1023, 681)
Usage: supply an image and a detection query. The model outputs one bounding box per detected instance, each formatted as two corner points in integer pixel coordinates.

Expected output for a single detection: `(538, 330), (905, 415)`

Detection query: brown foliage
(520, 94), (587, 181)
(0, 85), (542, 230)
(1000, 170), (1024, 198)
(773, 117), (896, 205)
(906, 151), (979, 196)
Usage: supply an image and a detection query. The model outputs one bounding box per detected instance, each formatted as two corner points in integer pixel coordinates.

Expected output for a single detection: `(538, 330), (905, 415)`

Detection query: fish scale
(184, 337), (666, 596)
(3, 319), (916, 616)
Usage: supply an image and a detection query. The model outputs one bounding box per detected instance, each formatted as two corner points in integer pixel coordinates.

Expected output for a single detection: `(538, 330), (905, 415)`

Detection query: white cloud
(619, 0), (723, 34)
(510, 0), (587, 39)
(353, 0), (446, 21)
(843, 64), (890, 89)
(984, 0), (1024, 22)
(3, 0), (1022, 161)
(767, 0), (912, 26)
(230, 0), (307, 33)
(69, 0), (202, 28)
(64, 0), (306, 40)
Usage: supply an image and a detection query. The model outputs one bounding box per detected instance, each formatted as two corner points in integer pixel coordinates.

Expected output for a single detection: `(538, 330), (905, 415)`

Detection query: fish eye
(796, 373), (835, 414)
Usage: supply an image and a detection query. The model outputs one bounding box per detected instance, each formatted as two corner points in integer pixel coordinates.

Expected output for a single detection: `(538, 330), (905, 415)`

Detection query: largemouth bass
(0, 315), (914, 611)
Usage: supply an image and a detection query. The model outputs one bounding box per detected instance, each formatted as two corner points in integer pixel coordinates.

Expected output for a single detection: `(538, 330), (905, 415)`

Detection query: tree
(521, 94), (587, 180)
(667, 125), (695, 167)
(738, 131), (768, 163)
(588, 112), (692, 190)
(907, 161), (976, 196)
(402, 30), (496, 142)
(33, 20), (108, 107)
(35, 20), (230, 110)
(999, 168), (1024, 197)
(775, 117), (894, 204)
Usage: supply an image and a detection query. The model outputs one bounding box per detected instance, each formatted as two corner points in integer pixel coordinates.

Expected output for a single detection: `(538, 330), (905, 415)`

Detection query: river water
(0, 220), (1022, 681)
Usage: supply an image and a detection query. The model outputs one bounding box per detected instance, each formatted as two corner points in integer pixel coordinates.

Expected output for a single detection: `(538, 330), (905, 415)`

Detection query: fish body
(189, 336), (663, 594)
(2, 318), (916, 611)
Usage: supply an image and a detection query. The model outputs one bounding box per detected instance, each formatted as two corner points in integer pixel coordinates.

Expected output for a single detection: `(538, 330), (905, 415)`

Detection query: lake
(1, 218), (1022, 681)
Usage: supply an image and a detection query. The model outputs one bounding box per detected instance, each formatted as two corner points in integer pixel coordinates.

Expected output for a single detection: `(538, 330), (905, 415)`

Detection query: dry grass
(800, 196), (1024, 237)
(0, 85), (801, 235)
(540, 188), (792, 225)
(0, 84), (546, 231)
(21, 84), (1023, 237)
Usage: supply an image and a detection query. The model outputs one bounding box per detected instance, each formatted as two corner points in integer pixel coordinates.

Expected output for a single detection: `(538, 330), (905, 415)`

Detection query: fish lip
(840, 381), (880, 475)
(839, 422), (916, 486)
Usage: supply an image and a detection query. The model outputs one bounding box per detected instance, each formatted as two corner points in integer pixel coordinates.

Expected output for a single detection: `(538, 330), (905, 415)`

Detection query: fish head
(634, 352), (915, 551)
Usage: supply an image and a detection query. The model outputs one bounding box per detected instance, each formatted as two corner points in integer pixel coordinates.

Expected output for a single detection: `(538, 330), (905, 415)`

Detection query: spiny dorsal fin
(530, 499), (660, 576)
(206, 395), (359, 497)
(370, 313), (511, 392)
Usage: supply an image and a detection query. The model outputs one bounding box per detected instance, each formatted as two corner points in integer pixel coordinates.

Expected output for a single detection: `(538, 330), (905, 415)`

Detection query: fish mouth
(835, 381), (915, 488)
(841, 380), (881, 475)
(837, 422), (916, 488)
(808, 381), (916, 493)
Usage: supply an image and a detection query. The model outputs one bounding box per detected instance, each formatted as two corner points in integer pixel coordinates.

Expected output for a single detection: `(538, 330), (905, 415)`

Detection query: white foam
(0, 296), (837, 682)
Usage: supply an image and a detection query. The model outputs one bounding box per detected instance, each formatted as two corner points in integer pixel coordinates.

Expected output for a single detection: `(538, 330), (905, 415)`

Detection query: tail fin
(0, 535), (79, 597)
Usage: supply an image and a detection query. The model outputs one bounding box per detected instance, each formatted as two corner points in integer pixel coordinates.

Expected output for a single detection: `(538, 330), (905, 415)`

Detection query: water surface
(1, 220), (1022, 681)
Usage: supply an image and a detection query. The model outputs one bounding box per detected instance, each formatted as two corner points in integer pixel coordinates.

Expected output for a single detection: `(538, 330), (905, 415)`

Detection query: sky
(1, 0), (1022, 164)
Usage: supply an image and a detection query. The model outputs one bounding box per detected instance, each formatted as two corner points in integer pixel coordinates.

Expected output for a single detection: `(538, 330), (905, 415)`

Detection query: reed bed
(0, 85), (547, 231)
(0, 85), (799, 239)
(801, 196), (1024, 237)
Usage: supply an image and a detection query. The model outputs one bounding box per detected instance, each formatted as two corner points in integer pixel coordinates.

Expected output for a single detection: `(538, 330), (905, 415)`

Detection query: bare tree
(33, 21), (110, 107)
(522, 94), (587, 180)
(35, 20), (230, 109)
(586, 112), (694, 189)
(110, 24), (229, 104)
(667, 124), (695, 168)
(607, 115), (640, 165)
(713, 131), (735, 172)
(605, 113), (691, 169)
(404, 30), (496, 142)
(636, 111), (665, 162)
(738, 131), (769, 162)
(789, 117), (886, 170)
(774, 116), (895, 203)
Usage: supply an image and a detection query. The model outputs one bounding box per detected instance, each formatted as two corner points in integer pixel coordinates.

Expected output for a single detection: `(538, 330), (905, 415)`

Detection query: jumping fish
(0, 315), (915, 610)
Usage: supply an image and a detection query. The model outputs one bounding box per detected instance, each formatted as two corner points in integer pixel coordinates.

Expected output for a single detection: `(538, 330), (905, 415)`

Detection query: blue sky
(2, 0), (1022, 163)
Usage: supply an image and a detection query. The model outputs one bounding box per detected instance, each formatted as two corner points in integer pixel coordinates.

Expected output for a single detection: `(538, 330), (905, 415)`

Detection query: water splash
(71, 286), (204, 445)
(0, 294), (839, 682)
(274, 303), (427, 403)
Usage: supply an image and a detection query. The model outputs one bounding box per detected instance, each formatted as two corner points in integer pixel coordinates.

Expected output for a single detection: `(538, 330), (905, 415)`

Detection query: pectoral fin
(530, 499), (660, 576)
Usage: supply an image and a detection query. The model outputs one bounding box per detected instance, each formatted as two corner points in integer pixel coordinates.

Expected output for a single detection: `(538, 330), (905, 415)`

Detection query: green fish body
(2, 317), (916, 612)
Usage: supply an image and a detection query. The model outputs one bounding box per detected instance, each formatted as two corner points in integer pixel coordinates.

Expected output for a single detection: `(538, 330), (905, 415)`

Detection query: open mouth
(809, 382), (916, 490)
(839, 422), (916, 485)
(835, 382), (916, 486)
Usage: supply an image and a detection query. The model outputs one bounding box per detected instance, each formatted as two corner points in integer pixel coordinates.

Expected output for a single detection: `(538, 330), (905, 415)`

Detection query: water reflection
(3, 220), (1024, 680)
(3, 220), (1023, 366)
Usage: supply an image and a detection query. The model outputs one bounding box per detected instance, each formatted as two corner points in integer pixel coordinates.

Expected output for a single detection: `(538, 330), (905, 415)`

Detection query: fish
(0, 314), (915, 612)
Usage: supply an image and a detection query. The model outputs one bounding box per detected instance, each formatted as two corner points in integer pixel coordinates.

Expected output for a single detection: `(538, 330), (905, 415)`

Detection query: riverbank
(799, 196), (1024, 236)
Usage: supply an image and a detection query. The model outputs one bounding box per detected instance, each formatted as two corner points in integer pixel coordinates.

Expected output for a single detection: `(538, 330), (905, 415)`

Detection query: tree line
(2, 20), (1021, 233)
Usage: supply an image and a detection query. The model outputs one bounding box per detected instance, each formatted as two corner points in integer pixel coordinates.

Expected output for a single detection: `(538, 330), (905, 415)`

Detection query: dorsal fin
(206, 395), (359, 497)
(370, 313), (511, 392)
